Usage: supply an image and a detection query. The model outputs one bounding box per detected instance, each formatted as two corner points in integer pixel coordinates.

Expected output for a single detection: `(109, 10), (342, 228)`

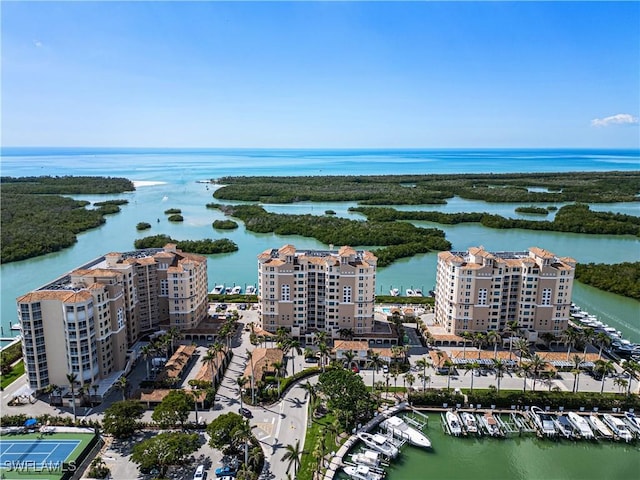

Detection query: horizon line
(2, 146), (640, 151)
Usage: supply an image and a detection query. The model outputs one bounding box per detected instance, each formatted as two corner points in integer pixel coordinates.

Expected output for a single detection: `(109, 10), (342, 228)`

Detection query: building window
(281, 284), (290, 301)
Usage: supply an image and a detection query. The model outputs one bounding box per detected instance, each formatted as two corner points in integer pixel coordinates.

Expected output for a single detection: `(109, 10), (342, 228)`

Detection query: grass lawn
(298, 412), (343, 480)
(1, 361), (25, 389)
(0, 431), (96, 479)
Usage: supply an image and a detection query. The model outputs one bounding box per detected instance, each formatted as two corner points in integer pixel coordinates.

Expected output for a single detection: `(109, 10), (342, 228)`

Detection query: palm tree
(505, 320), (520, 361)
(404, 373), (415, 397)
(486, 330), (500, 360)
(514, 338), (531, 366)
(313, 331), (328, 346)
(338, 328), (354, 340)
(463, 361), (480, 392)
(540, 332), (557, 349)
(116, 376), (128, 401)
(571, 354), (583, 393)
(91, 384), (99, 406)
(367, 350), (384, 390)
(272, 360), (284, 397)
(317, 342), (330, 373)
(417, 373), (431, 391)
(492, 358), (506, 393)
(248, 446), (263, 471)
(519, 362), (532, 393)
(301, 380), (318, 411)
(415, 357), (431, 391)
(303, 347), (314, 362)
(614, 377), (628, 394)
(282, 440), (303, 476)
(202, 350), (218, 385)
(594, 359), (615, 394)
(473, 332), (486, 359)
(212, 341), (225, 378)
(581, 327), (595, 356)
(622, 360), (640, 395)
(342, 350), (356, 370)
(246, 349), (256, 404)
(391, 367), (400, 391)
(595, 332), (611, 359)
(435, 351), (444, 368)
(237, 376), (248, 410)
(232, 419), (253, 465)
(140, 344), (153, 379)
(460, 331), (473, 359)
(287, 339), (302, 376)
(66, 373), (78, 422)
(443, 360), (454, 391)
(528, 354), (546, 392)
(564, 327), (581, 361)
(166, 326), (182, 355)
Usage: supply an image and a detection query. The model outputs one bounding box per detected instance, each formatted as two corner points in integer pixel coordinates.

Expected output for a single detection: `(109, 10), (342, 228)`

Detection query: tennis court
(0, 439), (80, 465)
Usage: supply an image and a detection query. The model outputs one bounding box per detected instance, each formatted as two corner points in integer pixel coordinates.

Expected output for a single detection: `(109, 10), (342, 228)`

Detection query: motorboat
(602, 414), (634, 442)
(212, 284), (225, 295)
(356, 432), (399, 458)
(406, 289), (415, 297)
(624, 412), (640, 434)
(554, 415), (575, 439)
(380, 415), (431, 448)
(10, 323), (21, 331)
(343, 464), (384, 480)
(245, 285), (256, 295)
(445, 411), (462, 436)
(589, 414), (614, 439)
(224, 286), (233, 294)
(531, 406), (557, 437)
(350, 449), (381, 468)
(567, 412), (594, 439)
(482, 412), (503, 437)
(231, 285), (242, 295)
(414, 289), (423, 297)
(389, 288), (399, 297)
(460, 412), (478, 434)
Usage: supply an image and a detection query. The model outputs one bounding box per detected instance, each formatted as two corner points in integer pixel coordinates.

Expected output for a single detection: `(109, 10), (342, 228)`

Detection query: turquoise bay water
(1, 148), (639, 344)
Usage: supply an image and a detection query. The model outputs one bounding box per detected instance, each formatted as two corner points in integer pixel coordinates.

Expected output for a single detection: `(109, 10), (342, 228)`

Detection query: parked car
(215, 466), (236, 478)
(239, 407), (252, 418)
(305, 356), (319, 363)
(382, 365), (389, 374)
(193, 465), (205, 480)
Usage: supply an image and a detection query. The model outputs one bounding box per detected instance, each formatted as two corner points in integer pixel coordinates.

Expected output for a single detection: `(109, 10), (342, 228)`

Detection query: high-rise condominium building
(257, 245), (377, 338)
(16, 244), (208, 391)
(435, 246), (575, 336)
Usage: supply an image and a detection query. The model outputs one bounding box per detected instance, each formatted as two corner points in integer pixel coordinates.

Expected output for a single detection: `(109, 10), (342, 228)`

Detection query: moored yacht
(389, 288), (399, 296)
(589, 414), (614, 439)
(212, 284), (225, 295)
(231, 285), (242, 294)
(414, 289), (423, 297)
(350, 449), (381, 468)
(567, 412), (594, 439)
(555, 415), (575, 439)
(356, 432), (399, 458)
(624, 412), (640, 434)
(406, 289), (415, 297)
(602, 414), (634, 442)
(531, 406), (557, 438)
(445, 411), (462, 436)
(460, 412), (478, 434)
(343, 464), (384, 480)
(245, 285), (256, 295)
(380, 415), (431, 448)
(10, 323), (21, 331)
(482, 412), (503, 437)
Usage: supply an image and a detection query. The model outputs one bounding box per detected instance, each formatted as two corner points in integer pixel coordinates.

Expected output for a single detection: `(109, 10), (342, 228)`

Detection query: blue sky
(2, 1), (639, 148)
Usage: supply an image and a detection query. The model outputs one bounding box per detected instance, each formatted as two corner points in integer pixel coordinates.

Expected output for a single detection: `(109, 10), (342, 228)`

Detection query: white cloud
(33, 40), (43, 48)
(591, 113), (639, 127)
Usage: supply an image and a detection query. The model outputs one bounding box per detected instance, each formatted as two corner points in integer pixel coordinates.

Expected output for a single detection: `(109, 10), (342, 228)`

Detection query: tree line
(134, 234), (238, 254)
(211, 171), (640, 205)
(575, 262), (640, 300)
(1, 175), (134, 194)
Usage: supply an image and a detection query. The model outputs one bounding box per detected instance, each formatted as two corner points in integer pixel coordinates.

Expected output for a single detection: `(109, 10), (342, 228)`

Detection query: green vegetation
(575, 262), (640, 300)
(164, 208), (182, 214)
(0, 360), (24, 389)
(131, 432), (200, 478)
(167, 214), (184, 222)
(208, 294), (258, 303)
(0, 342), (23, 374)
(136, 222), (152, 230)
(151, 390), (193, 428)
(212, 204), (450, 267)
(212, 171), (640, 205)
(317, 369), (376, 428)
(94, 199), (128, 206)
(1, 176), (133, 263)
(351, 203), (640, 237)
(0, 175), (134, 194)
(298, 412), (340, 480)
(547, 206), (558, 211)
(515, 206), (549, 215)
(213, 219), (239, 229)
(102, 400), (145, 438)
(134, 234), (238, 254)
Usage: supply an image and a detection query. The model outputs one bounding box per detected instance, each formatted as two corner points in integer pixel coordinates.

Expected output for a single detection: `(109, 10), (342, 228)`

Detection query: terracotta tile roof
(17, 290), (93, 303)
(338, 246), (356, 256)
(72, 268), (121, 277)
(333, 340), (369, 352)
(243, 348), (283, 381)
(265, 259), (285, 266)
(279, 244), (296, 255)
(162, 345), (196, 379)
(194, 350), (226, 382)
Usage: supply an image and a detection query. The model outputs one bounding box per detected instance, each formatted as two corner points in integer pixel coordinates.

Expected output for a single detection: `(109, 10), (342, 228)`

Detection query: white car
(193, 465), (205, 480)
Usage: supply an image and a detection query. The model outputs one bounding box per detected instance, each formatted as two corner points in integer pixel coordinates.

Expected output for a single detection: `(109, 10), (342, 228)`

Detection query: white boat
(356, 432), (399, 458)
(343, 465), (384, 480)
(380, 415), (431, 448)
(624, 412), (640, 433)
(460, 412), (478, 434)
(231, 285), (242, 295)
(224, 286), (233, 294)
(414, 289), (423, 297)
(482, 412), (503, 437)
(350, 449), (381, 468)
(554, 415), (575, 439)
(10, 323), (21, 331)
(245, 285), (256, 295)
(406, 289), (415, 297)
(212, 284), (225, 295)
(602, 414), (634, 442)
(531, 406), (557, 437)
(589, 414), (614, 439)
(567, 412), (594, 439)
(389, 288), (399, 296)
(445, 411), (462, 436)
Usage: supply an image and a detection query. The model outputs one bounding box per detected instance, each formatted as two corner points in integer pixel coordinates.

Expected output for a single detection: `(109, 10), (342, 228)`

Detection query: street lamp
(192, 387), (199, 425)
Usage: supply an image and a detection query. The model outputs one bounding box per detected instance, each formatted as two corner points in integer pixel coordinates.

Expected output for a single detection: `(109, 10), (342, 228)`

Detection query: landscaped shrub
(167, 214), (184, 222)
(164, 208), (181, 214)
(136, 222), (152, 230)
